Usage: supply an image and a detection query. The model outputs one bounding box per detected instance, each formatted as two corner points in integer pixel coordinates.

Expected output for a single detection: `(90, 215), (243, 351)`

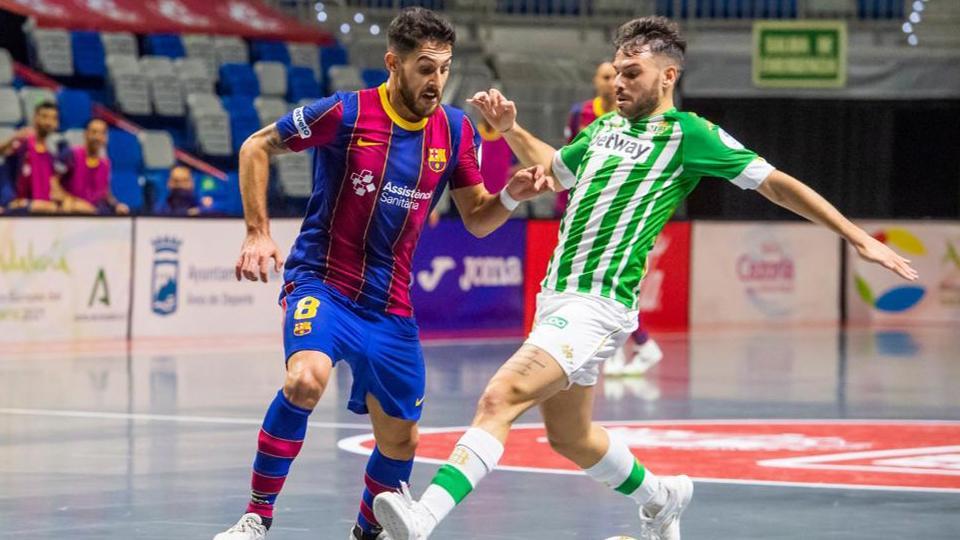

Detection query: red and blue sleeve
(450, 115), (484, 190)
(276, 93), (344, 152)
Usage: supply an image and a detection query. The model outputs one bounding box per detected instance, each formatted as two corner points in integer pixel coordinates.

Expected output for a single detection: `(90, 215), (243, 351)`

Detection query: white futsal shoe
(373, 482), (437, 540)
(620, 339), (663, 376)
(638, 475), (694, 540)
(214, 513), (267, 540)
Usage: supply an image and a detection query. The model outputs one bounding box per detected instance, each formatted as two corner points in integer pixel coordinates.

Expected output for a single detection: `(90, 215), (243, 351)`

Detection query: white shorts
(525, 289), (639, 387)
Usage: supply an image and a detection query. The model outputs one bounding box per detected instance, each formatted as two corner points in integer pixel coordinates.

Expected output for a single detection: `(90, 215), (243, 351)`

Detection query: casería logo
(854, 228), (925, 312)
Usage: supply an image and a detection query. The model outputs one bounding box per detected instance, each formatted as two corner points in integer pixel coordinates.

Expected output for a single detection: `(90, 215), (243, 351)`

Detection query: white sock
(584, 429), (664, 506)
(421, 427), (505, 524)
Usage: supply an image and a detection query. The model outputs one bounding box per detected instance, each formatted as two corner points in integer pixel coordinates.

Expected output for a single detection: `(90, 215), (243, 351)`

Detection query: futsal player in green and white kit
(374, 16), (919, 540)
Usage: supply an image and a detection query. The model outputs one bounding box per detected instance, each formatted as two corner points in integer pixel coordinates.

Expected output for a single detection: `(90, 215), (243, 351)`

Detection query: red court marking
(338, 420), (960, 492)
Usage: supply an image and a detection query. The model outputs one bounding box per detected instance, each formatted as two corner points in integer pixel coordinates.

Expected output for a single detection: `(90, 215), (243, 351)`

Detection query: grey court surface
(1, 326), (959, 539)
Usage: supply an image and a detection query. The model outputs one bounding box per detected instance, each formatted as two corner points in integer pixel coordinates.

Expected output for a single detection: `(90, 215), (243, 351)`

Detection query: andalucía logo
(151, 236), (182, 316)
(855, 228), (926, 312)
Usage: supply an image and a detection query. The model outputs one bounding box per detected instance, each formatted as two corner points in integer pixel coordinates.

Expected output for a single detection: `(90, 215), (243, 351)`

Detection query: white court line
(758, 445), (960, 476)
(0, 408), (372, 430)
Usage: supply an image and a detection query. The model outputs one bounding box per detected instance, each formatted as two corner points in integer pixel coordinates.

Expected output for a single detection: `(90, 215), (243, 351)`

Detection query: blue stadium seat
(287, 66), (321, 103)
(107, 127), (144, 172)
(361, 68), (389, 89)
(219, 63), (260, 96)
(111, 170), (143, 211)
(222, 95), (260, 154)
(144, 34), (186, 59)
(196, 172), (242, 216)
(71, 31), (106, 78)
(57, 89), (93, 130)
(251, 40), (291, 65)
(320, 44), (349, 74)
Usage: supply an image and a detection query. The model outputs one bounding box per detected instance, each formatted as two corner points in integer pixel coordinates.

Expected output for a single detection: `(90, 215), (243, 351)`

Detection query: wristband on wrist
(499, 188), (520, 212)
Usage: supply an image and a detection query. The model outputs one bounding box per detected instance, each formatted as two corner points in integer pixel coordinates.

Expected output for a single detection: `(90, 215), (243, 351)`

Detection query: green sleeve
(552, 114), (605, 189)
(681, 114), (774, 189)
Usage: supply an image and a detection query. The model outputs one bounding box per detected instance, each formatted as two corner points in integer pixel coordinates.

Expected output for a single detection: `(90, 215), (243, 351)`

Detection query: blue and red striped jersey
(275, 84), (483, 317)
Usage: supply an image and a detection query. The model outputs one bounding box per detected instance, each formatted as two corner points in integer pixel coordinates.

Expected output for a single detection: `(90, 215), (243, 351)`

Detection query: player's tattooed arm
(236, 124), (286, 282)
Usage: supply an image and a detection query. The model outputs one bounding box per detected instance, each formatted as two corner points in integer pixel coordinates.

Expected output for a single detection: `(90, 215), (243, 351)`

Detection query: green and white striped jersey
(546, 108), (774, 309)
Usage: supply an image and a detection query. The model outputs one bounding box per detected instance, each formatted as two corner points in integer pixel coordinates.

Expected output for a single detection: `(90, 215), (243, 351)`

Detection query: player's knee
(377, 430), (419, 460)
(544, 430), (586, 458)
(477, 378), (528, 419)
(284, 365), (327, 407)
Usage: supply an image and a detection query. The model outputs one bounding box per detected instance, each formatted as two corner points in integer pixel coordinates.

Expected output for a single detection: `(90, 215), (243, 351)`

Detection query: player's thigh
(485, 343), (569, 408)
(539, 383), (596, 445)
(367, 393), (419, 460)
(362, 315), (427, 422)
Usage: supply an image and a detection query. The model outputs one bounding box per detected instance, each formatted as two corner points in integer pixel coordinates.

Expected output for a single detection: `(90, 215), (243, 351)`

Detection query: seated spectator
(60, 119), (130, 215)
(158, 165), (212, 216)
(0, 102), (91, 214)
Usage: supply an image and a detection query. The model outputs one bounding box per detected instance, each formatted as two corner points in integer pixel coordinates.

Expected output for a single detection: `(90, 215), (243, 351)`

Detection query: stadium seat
(251, 40), (291, 65)
(214, 36), (249, 68)
(254, 61), (288, 97)
(320, 44), (349, 74)
(144, 34), (186, 59)
(138, 130), (176, 170)
(328, 65), (364, 92)
(186, 92), (225, 118)
(182, 34), (218, 78)
(19, 87), (56, 117)
(276, 152), (313, 198)
(223, 96), (260, 154)
(107, 127), (144, 210)
(286, 66), (321, 103)
(193, 115), (233, 157)
(254, 97), (288, 128)
(107, 55), (152, 116)
(141, 56), (185, 117)
(362, 68), (389, 88)
(71, 31), (106, 78)
(57, 89), (93, 130)
(111, 170), (143, 210)
(0, 48), (14, 87)
(0, 88), (22, 126)
(29, 28), (74, 76)
(101, 32), (138, 58)
(288, 42), (321, 81)
(220, 64), (260, 97)
(63, 128), (85, 148)
(0, 126), (13, 159)
(176, 58), (215, 95)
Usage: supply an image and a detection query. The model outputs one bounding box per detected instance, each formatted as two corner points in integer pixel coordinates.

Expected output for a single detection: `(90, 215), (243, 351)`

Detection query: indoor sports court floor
(1, 326), (959, 539)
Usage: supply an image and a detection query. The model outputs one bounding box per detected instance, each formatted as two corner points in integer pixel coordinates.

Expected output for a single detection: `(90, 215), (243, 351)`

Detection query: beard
(397, 70), (440, 118)
(617, 84), (661, 121)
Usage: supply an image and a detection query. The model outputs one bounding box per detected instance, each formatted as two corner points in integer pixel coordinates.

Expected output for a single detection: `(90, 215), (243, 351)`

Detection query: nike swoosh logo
(357, 138), (383, 147)
(415, 397), (425, 407)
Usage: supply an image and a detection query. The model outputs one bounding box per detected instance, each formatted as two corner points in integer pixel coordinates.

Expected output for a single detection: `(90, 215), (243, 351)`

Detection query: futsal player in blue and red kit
(214, 8), (552, 540)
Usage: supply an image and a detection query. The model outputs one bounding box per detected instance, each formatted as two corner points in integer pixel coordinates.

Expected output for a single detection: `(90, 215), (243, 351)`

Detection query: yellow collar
(378, 84), (428, 131)
(592, 96), (612, 118)
(477, 122), (501, 142)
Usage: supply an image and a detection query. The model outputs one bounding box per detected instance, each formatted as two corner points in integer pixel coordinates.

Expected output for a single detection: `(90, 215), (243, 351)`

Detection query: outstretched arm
(235, 124), (289, 282)
(451, 165), (554, 238)
(468, 90), (559, 179)
(757, 170), (918, 280)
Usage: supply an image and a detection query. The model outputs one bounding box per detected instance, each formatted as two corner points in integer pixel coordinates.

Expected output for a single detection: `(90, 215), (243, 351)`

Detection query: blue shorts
(280, 276), (425, 422)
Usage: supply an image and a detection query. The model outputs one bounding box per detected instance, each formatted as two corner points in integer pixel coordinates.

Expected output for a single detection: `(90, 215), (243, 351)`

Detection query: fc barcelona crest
(427, 147), (447, 173)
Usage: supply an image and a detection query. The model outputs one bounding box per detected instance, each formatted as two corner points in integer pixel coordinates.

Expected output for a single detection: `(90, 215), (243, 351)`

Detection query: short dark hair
(387, 7), (456, 55)
(34, 100), (58, 114)
(614, 16), (686, 68)
(86, 117), (107, 130)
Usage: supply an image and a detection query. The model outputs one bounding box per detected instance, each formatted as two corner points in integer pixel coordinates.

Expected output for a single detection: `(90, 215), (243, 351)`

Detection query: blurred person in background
(60, 118), (129, 215)
(157, 165), (211, 216)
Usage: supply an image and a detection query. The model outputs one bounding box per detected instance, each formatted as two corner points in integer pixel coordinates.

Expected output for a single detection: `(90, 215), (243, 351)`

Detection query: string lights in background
(902, 0), (930, 46)
(315, 2), (382, 36)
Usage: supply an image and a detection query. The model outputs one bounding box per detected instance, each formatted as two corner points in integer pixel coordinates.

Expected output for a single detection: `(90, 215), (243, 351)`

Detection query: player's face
(613, 49), (673, 120)
(34, 108), (59, 137)
(396, 41), (452, 118)
(85, 120), (108, 153)
(594, 62), (616, 101)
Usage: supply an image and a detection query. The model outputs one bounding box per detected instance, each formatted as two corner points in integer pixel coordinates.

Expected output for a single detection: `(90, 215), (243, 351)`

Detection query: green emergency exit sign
(753, 21), (847, 88)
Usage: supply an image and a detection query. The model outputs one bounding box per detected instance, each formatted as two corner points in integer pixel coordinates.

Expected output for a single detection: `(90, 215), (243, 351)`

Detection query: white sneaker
(621, 339), (663, 376)
(604, 347), (628, 376)
(214, 513), (267, 540)
(373, 482), (437, 540)
(638, 475), (693, 540)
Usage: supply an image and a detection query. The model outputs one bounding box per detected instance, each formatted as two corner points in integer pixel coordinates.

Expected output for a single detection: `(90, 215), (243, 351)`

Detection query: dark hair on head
(614, 16), (686, 68)
(387, 7), (456, 55)
(86, 117), (107, 129)
(34, 100), (58, 114)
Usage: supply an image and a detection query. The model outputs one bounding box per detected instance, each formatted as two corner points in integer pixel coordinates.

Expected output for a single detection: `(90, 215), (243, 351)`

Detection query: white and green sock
(420, 427), (504, 526)
(585, 429), (665, 507)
